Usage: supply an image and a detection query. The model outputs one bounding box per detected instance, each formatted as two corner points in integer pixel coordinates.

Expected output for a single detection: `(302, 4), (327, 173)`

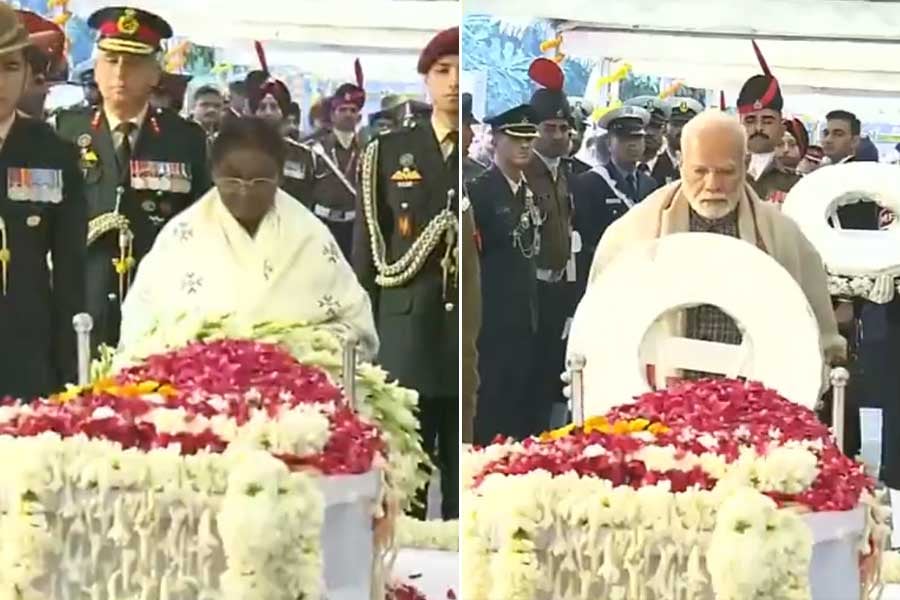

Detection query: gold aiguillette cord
(0, 217), (8, 296)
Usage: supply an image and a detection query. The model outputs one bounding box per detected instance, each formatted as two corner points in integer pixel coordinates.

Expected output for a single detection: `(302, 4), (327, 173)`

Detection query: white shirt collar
(748, 152), (775, 181)
(106, 104), (149, 136)
(500, 169), (525, 195)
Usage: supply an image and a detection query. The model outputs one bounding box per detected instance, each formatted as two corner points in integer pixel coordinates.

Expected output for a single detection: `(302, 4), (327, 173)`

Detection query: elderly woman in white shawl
(119, 117), (378, 358)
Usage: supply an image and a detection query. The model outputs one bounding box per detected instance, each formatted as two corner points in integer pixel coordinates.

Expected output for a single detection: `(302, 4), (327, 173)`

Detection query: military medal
(147, 161), (161, 190)
(141, 200), (156, 213)
(26, 215), (41, 227)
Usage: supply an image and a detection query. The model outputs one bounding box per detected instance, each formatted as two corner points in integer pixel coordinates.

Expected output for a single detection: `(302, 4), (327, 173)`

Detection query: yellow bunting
(658, 81), (684, 100)
(590, 99), (623, 124)
(594, 62), (632, 91)
(539, 37), (562, 53)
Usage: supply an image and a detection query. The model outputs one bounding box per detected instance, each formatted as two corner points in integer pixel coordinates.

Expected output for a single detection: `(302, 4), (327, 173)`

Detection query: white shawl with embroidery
(119, 187), (378, 359)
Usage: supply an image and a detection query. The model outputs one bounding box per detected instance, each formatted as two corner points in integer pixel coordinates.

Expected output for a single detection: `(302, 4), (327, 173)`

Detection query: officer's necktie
(624, 172), (637, 201)
(441, 132), (456, 162)
(115, 122), (136, 184)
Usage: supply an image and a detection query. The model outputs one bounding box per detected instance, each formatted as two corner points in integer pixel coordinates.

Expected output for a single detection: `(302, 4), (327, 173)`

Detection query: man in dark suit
(352, 27), (459, 519)
(571, 105), (657, 302)
(55, 7), (209, 351)
(0, 3), (86, 400)
(469, 104), (542, 444)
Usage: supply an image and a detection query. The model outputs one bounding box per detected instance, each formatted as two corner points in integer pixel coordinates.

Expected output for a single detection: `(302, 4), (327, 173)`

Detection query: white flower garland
(0, 433), (326, 600)
(463, 470), (815, 600)
(463, 435), (891, 600)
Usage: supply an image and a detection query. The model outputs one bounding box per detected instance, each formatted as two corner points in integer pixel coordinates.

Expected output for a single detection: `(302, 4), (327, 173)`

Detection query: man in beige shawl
(587, 110), (845, 365)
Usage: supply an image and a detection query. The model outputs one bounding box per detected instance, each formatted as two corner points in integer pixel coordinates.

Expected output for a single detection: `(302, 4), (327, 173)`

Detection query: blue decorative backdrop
(463, 13), (707, 117)
(462, 14), (591, 117)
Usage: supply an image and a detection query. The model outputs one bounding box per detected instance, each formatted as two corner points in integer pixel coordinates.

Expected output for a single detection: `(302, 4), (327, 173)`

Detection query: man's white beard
(688, 195), (740, 220)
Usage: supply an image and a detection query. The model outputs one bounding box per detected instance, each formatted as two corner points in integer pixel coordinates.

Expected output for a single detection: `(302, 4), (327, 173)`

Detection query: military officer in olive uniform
(243, 64), (317, 206)
(571, 106), (657, 303)
(523, 57), (577, 431)
(469, 104), (543, 444)
(0, 4), (86, 400)
(310, 64), (366, 259)
(653, 96), (704, 188)
(353, 27), (459, 519)
(55, 7), (209, 351)
(736, 47), (800, 206)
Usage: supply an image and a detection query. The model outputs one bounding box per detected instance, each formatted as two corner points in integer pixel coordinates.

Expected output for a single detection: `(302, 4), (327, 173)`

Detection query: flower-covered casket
(0, 319), (428, 600)
(463, 380), (888, 600)
(462, 234), (890, 600)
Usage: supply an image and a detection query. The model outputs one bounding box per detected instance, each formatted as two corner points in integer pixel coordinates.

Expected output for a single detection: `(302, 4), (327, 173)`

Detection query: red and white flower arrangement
(463, 378), (890, 600)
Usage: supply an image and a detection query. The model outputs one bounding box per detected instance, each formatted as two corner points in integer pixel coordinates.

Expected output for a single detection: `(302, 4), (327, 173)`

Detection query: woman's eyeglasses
(215, 177), (279, 195)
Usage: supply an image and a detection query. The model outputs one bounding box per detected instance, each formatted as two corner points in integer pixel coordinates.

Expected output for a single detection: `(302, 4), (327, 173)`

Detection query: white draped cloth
(119, 187), (378, 359)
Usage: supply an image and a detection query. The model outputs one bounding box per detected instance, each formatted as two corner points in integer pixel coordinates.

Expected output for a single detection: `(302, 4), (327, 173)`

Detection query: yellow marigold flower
(51, 384), (82, 405)
(627, 418), (651, 432)
(158, 384), (178, 397)
(136, 380), (160, 394)
(539, 423), (575, 442)
(612, 420), (631, 435)
(648, 422), (670, 435)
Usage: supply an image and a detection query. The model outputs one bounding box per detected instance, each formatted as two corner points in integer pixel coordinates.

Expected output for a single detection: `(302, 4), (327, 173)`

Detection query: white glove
(867, 274), (895, 304)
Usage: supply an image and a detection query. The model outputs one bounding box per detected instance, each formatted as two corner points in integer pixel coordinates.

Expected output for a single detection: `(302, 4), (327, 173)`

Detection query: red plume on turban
(528, 57), (564, 91)
(246, 41), (291, 115)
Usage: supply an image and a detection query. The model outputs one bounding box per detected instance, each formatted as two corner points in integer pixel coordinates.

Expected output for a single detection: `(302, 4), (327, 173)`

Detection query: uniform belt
(313, 204), (356, 222)
(536, 268), (565, 283)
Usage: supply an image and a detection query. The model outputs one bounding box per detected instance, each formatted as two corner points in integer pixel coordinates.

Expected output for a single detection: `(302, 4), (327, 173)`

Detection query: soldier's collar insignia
(391, 153), (423, 184)
(679, 101), (688, 112)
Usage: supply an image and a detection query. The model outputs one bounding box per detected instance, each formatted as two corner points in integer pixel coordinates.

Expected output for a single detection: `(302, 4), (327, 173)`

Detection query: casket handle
(566, 354), (586, 427)
(830, 366), (850, 454)
(72, 313), (94, 387)
(342, 334), (358, 409)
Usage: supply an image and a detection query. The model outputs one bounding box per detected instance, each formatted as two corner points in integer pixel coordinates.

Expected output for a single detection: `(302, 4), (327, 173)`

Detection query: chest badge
(26, 215), (41, 227)
(390, 153), (423, 187)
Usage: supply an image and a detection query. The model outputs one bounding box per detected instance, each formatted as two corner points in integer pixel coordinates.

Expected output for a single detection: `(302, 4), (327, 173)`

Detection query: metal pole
(342, 334), (358, 409)
(567, 354), (587, 427)
(72, 313), (93, 386)
(830, 367), (850, 454)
